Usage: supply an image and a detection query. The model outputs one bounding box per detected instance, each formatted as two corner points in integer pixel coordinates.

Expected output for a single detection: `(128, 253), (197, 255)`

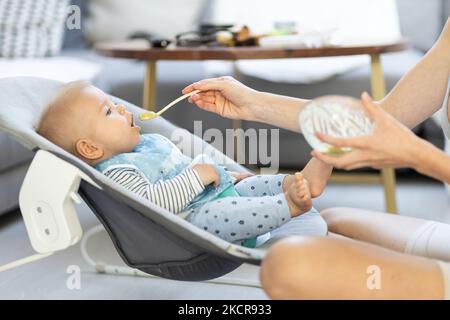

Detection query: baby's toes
(301, 190), (309, 200)
(299, 179), (311, 197)
(296, 177), (306, 191)
(301, 191), (310, 202)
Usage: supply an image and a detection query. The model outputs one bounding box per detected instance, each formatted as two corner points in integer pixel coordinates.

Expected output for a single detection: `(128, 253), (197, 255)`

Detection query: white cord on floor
(81, 224), (261, 288)
(0, 252), (54, 273)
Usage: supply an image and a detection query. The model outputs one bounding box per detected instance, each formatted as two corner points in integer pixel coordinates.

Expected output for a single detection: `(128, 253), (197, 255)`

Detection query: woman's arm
(255, 92), (309, 132)
(413, 137), (450, 183)
(183, 76), (309, 132)
(185, 20), (450, 133)
(378, 18), (450, 128)
(247, 24), (450, 133)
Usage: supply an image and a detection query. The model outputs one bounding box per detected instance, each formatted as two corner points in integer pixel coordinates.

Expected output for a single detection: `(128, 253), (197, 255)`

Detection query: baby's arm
(103, 165), (205, 214)
(191, 163), (221, 187)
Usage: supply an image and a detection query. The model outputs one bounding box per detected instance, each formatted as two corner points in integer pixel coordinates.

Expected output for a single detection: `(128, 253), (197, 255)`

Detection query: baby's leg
(300, 158), (333, 198)
(186, 193), (292, 244)
(236, 172), (313, 218)
(234, 174), (286, 197)
(187, 174), (313, 243)
(276, 159), (332, 199)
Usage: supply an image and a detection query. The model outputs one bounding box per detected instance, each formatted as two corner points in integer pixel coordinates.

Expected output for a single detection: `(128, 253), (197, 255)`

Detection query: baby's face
(74, 85), (141, 159)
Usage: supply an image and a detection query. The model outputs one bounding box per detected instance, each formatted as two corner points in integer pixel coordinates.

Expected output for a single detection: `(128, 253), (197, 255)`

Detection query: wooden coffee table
(96, 39), (409, 213)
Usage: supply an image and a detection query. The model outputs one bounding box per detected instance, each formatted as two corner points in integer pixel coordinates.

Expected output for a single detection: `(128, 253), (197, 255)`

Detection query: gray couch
(0, 0), (448, 215)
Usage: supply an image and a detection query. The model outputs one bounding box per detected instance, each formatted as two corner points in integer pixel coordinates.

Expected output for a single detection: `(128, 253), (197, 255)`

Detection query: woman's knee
(321, 206), (353, 221)
(260, 236), (334, 299)
(320, 207), (371, 232)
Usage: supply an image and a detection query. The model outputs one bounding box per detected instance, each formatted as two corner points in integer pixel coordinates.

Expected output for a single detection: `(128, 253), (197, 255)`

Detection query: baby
(37, 82), (331, 246)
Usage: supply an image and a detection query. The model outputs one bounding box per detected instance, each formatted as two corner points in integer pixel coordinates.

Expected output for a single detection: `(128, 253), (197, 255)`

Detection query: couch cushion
(85, 0), (208, 42)
(0, 56), (101, 83)
(0, 132), (33, 172)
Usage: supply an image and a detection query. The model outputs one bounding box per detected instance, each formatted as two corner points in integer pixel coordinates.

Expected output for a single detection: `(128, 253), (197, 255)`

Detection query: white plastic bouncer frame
(1, 150), (261, 288)
(0, 150), (99, 272)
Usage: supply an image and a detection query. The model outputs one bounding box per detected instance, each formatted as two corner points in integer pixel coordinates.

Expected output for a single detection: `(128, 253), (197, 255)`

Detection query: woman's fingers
(190, 91), (216, 98)
(188, 92), (216, 104)
(315, 132), (366, 148)
(195, 100), (218, 112)
(310, 150), (347, 167)
(182, 84), (196, 94)
(344, 161), (376, 171)
(360, 92), (381, 119)
(190, 93), (215, 103)
(182, 78), (228, 94)
(311, 149), (372, 170)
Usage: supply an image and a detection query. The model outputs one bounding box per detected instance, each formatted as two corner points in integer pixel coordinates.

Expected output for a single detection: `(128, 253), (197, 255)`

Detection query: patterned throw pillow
(0, 0), (69, 58)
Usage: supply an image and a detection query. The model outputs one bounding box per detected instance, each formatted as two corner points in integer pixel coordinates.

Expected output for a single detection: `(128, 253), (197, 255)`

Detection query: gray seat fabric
(0, 164), (29, 214)
(0, 133), (33, 173)
(0, 133), (33, 172)
(0, 77), (260, 281)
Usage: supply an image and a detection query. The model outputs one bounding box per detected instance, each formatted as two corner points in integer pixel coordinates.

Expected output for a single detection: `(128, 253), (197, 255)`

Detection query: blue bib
(95, 134), (235, 210)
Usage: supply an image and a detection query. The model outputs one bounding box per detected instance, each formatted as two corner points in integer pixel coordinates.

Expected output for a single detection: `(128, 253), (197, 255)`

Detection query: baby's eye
(106, 107), (112, 116)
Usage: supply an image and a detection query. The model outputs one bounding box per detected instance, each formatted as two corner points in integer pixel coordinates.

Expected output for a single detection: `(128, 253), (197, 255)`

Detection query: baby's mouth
(130, 115), (140, 130)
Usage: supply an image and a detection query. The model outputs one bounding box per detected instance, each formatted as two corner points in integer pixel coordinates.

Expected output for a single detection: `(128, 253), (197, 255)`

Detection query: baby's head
(37, 81), (141, 165)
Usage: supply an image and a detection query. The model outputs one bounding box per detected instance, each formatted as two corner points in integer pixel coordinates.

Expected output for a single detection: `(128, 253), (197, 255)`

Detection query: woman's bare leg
(321, 207), (429, 252)
(260, 236), (444, 299)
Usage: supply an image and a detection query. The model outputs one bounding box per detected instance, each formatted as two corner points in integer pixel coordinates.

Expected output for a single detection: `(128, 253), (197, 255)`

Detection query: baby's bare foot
(284, 172), (312, 217)
(301, 159), (333, 198)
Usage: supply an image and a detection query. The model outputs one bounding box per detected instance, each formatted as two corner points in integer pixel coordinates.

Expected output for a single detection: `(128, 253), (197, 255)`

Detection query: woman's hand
(311, 92), (426, 170)
(182, 76), (262, 121)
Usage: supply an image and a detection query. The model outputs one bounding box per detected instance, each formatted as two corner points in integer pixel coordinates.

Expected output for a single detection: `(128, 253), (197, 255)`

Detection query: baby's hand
(192, 164), (220, 187)
(229, 171), (254, 183)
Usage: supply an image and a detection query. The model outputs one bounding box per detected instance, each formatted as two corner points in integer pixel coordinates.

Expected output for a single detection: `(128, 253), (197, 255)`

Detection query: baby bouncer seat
(0, 77), (264, 282)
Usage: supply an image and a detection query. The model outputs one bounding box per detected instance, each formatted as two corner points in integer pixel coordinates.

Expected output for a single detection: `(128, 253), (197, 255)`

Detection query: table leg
(370, 53), (397, 213)
(143, 60), (157, 111)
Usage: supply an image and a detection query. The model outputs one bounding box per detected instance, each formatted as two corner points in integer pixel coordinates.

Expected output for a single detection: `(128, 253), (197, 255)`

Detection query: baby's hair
(36, 81), (91, 155)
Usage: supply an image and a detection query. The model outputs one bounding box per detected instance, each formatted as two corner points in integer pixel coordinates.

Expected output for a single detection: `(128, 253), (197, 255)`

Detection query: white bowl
(299, 95), (373, 155)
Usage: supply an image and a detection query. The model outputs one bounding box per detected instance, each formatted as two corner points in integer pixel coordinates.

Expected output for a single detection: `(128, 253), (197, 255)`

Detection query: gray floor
(1, 177), (449, 299)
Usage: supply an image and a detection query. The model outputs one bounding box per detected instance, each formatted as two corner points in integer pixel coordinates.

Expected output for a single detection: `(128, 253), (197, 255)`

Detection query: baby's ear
(75, 139), (104, 161)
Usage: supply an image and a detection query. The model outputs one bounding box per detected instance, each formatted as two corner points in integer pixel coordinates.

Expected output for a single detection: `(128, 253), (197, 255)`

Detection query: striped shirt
(102, 164), (205, 214)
